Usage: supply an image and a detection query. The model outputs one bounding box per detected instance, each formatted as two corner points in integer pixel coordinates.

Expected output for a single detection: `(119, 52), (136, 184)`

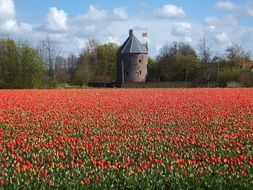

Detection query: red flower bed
(0, 89), (253, 189)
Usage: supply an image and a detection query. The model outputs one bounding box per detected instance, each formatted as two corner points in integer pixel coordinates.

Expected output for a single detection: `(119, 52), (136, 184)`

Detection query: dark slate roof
(118, 34), (148, 54)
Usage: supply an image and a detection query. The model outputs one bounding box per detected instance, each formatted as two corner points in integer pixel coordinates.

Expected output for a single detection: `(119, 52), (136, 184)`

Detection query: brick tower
(117, 29), (148, 83)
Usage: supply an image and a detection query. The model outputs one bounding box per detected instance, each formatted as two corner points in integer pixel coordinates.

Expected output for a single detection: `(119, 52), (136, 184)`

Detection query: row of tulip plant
(0, 89), (253, 189)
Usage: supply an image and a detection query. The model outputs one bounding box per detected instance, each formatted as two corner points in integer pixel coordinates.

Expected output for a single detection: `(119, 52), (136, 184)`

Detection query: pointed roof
(118, 29), (148, 54)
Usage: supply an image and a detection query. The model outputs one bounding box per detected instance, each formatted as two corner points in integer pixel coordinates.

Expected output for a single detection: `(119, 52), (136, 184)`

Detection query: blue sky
(1, 0), (253, 57)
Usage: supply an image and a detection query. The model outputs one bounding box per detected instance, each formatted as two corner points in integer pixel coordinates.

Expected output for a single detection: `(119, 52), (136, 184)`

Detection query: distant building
(239, 58), (253, 72)
(117, 29), (148, 83)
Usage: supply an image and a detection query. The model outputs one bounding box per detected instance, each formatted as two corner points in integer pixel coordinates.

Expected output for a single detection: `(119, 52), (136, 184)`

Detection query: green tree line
(0, 39), (45, 88)
(152, 40), (253, 87)
(0, 37), (252, 89)
(0, 38), (118, 88)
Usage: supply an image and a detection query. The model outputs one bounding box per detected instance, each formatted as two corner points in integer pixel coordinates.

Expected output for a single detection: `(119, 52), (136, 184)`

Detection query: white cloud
(85, 25), (96, 32)
(0, 0), (17, 33)
(0, 0), (33, 34)
(208, 25), (216, 31)
(70, 4), (108, 29)
(68, 5), (129, 39)
(0, 19), (17, 32)
(69, 5), (130, 38)
(19, 23), (33, 33)
(171, 22), (192, 36)
(113, 8), (128, 20)
(204, 17), (221, 25)
(107, 36), (120, 44)
(204, 15), (237, 26)
(215, 1), (235, 11)
(1, 2), (253, 59)
(245, 5), (253, 16)
(46, 7), (68, 31)
(104, 19), (196, 57)
(215, 32), (229, 43)
(225, 14), (237, 25)
(0, 0), (15, 20)
(154, 4), (185, 18)
(184, 37), (193, 43)
(73, 37), (88, 49)
(85, 5), (108, 21)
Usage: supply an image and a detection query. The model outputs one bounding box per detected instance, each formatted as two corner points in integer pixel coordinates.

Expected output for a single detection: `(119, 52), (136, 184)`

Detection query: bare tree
(66, 54), (78, 82)
(226, 43), (250, 69)
(75, 58), (94, 88)
(55, 56), (69, 86)
(39, 36), (61, 81)
(198, 37), (213, 85)
(74, 40), (99, 87)
(85, 39), (99, 67)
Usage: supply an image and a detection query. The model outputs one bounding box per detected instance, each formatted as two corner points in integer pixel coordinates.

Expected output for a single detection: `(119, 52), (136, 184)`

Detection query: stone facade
(117, 29), (148, 83)
(118, 54), (148, 82)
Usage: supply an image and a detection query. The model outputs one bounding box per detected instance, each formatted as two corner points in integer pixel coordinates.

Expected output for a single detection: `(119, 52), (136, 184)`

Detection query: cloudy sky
(0, 0), (253, 57)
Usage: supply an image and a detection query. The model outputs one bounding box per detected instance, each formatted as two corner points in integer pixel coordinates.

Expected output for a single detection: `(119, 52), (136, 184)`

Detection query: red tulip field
(0, 89), (253, 189)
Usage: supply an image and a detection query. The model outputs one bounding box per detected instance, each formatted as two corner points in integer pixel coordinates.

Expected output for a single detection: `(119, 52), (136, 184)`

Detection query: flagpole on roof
(142, 32), (148, 51)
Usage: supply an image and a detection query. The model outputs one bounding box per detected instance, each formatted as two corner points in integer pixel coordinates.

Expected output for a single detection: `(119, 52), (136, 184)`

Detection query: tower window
(140, 70), (141, 74)
(139, 59), (142, 63)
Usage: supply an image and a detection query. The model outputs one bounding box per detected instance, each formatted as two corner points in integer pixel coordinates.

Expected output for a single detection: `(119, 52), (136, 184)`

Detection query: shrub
(239, 69), (253, 87)
(218, 67), (241, 87)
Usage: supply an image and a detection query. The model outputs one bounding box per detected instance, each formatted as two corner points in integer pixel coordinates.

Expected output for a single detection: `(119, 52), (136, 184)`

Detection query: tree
(157, 42), (197, 81)
(211, 55), (226, 83)
(66, 54), (78, 82)
(156, 43), (175, 81)
(198, 37), (213, 85)
(85, 39), (99, 66)
(0, 39), (19, 88)
(0, 39), (4, 87)
(75, 39), (99, 87)
(148, 58), (159, 81)
(39, 36), (61, 87)
(218, 67), (241, 87)
(239, 69), (253, 87)
(0, 38), (45, 89)
(55, 56), (69, 86)
(18, 42), (45, 88)
(97, 43), (118, 83)
(175, 55), (200, 81)
(75, 56), (94, 87)
(226, 43), (250, 69)
(74, 40), (118, 84)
